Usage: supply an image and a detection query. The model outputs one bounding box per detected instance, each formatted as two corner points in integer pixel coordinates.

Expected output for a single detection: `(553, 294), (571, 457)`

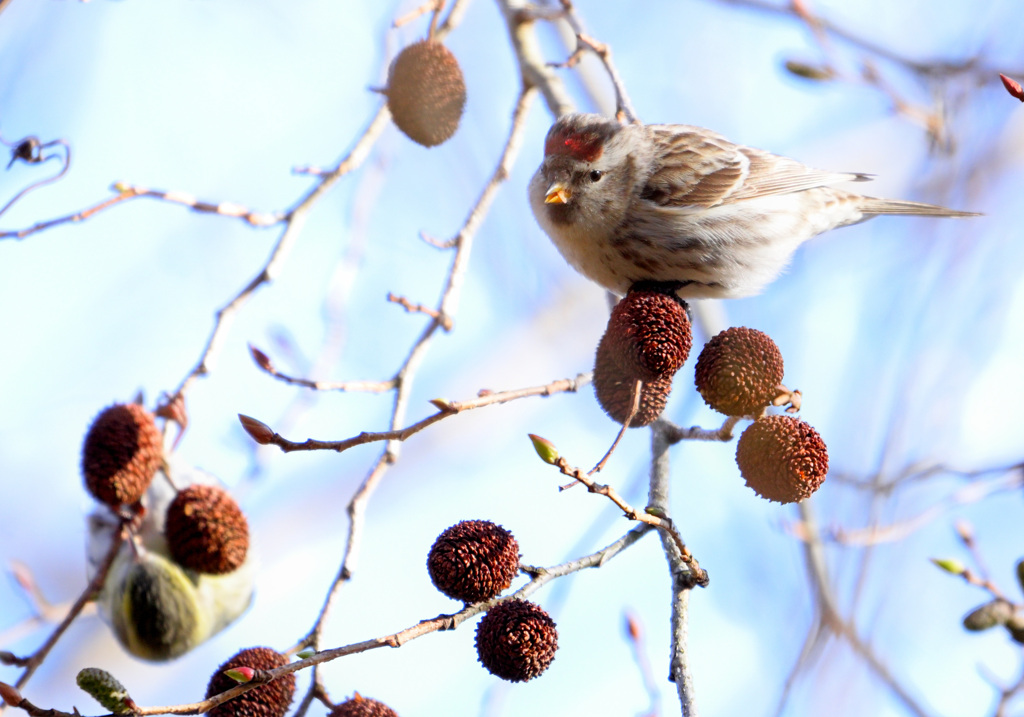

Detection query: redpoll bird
(529, 113), (977, 299)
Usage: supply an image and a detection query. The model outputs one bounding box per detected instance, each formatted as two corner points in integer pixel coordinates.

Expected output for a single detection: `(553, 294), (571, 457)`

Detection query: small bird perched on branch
(529, 113), (977, 299)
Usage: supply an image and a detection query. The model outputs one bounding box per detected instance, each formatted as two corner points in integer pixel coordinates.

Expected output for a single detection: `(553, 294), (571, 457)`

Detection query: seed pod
(962, 599), (1014, 631)
(206, 647), (295, 717)
(475, 599), (558, 682)
(603, 290), (692, 381)
(165, 484), (249, 575)
(593, 333), (672, 427)
(427, 520), (520, 603)
(76, 668), (135, 715)
(695, 327), (784, 417)
(735, 415), (828, 504)
(385, 40), (466, 147)
(329, 693), (399, 717)
(82, 403), (163, 507)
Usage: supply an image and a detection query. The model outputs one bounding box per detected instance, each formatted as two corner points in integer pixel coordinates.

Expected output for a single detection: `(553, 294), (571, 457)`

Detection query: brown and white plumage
(528, 113), (977, 299)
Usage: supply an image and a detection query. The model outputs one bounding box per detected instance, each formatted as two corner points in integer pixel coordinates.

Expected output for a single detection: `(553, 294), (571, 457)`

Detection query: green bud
(930, 558), (966, 575)
(224, 666), (255, 683)
(295, 648), (316, 660)
(783, 60), (834, 81)
(527, 434), (559, 465)
(76, 668), (135, 715)
(962, 599), (1014, 631)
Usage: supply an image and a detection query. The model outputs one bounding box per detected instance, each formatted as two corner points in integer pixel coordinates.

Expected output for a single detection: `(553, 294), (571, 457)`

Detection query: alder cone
(165, 484), (249, 575)
(603, 289), (692, 381)
(735, 415), (828, 504)
(593, 332), (672, 426)
(206, 647), (295, 717)
(475, 599), (558, 682)
(82, 403), (163, 507)
(329, 694), (399, 717)
(386, 40), (466, 147)
(695, 327), (784, 417)
(427, 520), (520, 603)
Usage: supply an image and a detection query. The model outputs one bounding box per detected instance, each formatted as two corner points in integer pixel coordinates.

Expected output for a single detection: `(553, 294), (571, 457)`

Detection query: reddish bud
(624, 611), (642, 641)
(239, 414), (276, 445)
(0, 681), (23, 706)
(1000, 73), (1024, 102)
(249, 345), (274, 371)
(225, 666), (256, 683)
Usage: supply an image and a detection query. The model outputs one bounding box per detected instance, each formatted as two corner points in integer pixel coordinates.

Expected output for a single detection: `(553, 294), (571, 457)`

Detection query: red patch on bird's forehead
(545, 126), (604, 162)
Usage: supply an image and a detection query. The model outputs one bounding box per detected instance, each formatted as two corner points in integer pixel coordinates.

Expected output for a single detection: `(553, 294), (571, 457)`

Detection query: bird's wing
(641, 126), (869, 208)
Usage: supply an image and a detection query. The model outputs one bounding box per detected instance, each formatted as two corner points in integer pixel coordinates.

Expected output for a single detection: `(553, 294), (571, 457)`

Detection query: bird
(87, 459), (255, 661)
(528, 113), (977, 300)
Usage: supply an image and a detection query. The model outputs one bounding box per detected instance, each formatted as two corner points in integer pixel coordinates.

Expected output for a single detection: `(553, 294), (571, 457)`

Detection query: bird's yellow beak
(544, 183), (572, 205)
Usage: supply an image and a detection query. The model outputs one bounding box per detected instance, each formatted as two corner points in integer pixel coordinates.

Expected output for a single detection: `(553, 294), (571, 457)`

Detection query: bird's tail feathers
(860, 197), (979, 217)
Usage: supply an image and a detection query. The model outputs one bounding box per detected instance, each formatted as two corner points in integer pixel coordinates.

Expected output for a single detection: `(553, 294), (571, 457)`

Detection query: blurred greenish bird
(87, 461), (255, 661)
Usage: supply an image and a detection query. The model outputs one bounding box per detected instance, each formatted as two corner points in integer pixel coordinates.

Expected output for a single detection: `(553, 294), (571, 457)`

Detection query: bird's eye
(589, 170), (603, 182)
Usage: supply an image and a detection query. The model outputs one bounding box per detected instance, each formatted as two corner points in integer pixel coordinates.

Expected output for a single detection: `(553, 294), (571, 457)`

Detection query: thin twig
(109, 185), (282, 225)
(495, 0), (575, 117)
(4, 526), (650, 717)
(661, 416), (741, 444)
(589, 379), (640, 474)
(623, 610), (661, 717)
(387, 292), (452, 330)
(170, 106), (392, 403)
(3, 523), (126, 697)
(571, 32), (639, 123)
(545, 449), (707, 586)
(796, 500), (933, 717)
(289, 87), (539, 659)
(824, 470), (1022, 546)
(650, 422), (701, 716)
(0, 140), (71, 222)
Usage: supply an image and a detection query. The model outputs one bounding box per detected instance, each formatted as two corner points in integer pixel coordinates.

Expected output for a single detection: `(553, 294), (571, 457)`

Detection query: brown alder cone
(82, 403), (163, 507)
(695, 327), (784, 417)
(165, 484), (249, 575)
(475, 599), (558, 682)
(427, 520), (520, 603)
(735, 415), (828, 503)
(206, 647), (295, 717)
(593, 331), (673, 427)
(385, 40), (466, 147)
(329, 694), (399, 717)
(603, 288), (692, 381)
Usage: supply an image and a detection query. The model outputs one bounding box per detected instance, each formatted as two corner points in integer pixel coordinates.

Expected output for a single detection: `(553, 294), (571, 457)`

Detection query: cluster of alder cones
(73, 35), (830, 715)
(89, 519), (543, 717)
(82, 402), (251, 575)
(593, 284), (830, 504)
